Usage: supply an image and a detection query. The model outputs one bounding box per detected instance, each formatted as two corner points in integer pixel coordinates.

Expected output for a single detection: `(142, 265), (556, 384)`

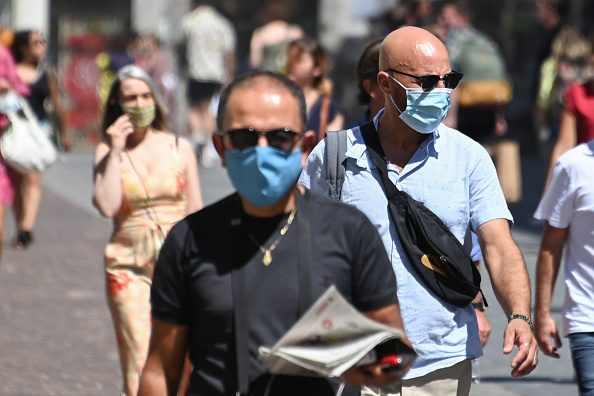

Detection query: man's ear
(377, 71), (392, 95)
(300, 130), (316, 167)
(212, 133), (227, 168)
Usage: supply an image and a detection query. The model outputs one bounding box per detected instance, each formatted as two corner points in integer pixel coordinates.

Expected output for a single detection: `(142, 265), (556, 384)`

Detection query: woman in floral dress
(92, 65), (202, 396)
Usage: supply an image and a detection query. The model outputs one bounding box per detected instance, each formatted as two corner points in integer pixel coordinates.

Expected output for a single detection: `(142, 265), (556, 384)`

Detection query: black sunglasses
(220, 127), (301, 152)
(385, 69), (464, 91)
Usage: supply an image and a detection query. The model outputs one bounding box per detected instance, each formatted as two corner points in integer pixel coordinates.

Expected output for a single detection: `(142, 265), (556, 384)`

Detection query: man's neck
(240, 186), (300, 218)
(376, 109), (428, 172)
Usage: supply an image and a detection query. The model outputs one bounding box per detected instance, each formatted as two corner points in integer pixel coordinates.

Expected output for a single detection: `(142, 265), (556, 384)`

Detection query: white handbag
(0, 93), (57, 174)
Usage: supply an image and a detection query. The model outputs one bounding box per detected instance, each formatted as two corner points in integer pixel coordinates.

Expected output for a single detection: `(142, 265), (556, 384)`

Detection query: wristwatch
(472, 301), (485, 312)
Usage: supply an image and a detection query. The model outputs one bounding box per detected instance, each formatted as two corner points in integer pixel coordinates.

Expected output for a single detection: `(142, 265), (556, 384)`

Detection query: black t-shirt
(151, 189), (398, 396)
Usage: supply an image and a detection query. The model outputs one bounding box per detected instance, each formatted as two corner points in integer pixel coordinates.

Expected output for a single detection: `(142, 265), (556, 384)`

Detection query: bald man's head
(379, 26), (451, 77)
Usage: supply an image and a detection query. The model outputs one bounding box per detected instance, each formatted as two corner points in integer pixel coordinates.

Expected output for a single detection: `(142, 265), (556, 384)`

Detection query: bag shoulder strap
(324, 130), (347, 200)
(359, 121), (400, 200)
(123, 152), (166, 237)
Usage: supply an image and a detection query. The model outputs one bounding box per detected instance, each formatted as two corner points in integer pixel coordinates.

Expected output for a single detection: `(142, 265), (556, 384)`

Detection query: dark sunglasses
(220, 127), (301, 152)
(385, 69), (464, 91)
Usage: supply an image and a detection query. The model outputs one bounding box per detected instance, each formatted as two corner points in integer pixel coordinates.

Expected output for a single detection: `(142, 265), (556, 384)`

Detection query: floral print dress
(104, 135), (187, 394)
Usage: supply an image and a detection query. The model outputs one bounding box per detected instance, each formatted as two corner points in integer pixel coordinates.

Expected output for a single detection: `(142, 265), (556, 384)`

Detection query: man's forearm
(488, 245), (531, 317)
(478, 220), (531, 317)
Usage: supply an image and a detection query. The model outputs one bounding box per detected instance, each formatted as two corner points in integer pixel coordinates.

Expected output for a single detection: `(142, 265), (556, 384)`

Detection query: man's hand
(340, 343), (413, 388)
(475, 309), (491, 347)
(534, 314), (562, 358)
(502, 319), (539, 378)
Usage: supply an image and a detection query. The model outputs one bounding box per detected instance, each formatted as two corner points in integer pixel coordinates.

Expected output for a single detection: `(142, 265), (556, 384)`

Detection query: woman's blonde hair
(551, 26), (591, 64)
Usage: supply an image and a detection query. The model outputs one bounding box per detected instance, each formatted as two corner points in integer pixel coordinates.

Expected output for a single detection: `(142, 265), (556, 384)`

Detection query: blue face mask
(225, 146), (303, 207)
(388, 75), (452, 134)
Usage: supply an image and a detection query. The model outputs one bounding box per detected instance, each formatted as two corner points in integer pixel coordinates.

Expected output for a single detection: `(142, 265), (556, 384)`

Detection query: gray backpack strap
(324, 130), (348, 200)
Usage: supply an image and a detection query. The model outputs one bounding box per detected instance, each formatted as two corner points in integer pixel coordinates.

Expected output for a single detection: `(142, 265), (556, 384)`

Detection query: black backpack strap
(358, 121), (400, 200)
(324, 130), (348, 200)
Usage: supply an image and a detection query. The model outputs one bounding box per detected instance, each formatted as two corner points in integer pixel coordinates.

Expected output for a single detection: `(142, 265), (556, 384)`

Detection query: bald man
(300, 26), (537, 395)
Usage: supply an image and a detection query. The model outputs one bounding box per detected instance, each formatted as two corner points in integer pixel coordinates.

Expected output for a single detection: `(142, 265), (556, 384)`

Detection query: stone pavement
(0, 152), (579, 395)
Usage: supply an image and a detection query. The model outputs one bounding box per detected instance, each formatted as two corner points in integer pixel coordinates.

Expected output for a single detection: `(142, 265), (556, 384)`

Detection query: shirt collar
(346, 108), (441, 169)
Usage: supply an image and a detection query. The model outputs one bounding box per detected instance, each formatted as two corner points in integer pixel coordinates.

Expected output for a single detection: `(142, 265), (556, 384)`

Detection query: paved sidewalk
(0, 179), (120, 394)
(0, 152), (579, 395)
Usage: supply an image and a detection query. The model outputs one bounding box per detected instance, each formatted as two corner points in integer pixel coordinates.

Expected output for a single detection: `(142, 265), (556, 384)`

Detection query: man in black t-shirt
(138, 71), (412, 396)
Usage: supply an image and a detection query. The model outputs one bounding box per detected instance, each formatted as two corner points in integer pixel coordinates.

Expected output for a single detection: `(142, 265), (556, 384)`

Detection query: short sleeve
(468, 145), (512, 232)
(220, 19), (236, 53)
(534, 161), (573, 229)
(151, 221), (192, 325)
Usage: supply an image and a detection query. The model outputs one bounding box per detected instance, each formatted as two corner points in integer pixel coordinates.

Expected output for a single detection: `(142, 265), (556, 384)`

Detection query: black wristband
(472, 301), (485, 312)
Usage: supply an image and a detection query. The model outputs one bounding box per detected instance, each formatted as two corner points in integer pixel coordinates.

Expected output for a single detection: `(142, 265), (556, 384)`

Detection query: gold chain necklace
(245, 207), (297, 266)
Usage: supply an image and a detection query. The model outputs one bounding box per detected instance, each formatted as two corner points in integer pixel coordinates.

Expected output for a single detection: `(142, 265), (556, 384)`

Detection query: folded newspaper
(259, 285), (416, 378)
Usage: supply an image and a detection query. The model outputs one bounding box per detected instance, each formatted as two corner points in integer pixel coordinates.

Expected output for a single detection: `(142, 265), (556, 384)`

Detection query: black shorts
(187, 80), (220, 106)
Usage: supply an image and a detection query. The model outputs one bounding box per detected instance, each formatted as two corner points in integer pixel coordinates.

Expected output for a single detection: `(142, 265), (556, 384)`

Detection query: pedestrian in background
(176, 0), (236, 167)
(0, 37), (30, 262)
(285, 37), (344, 141)
(92, 65), (202, 396)
(249, 0), (303, 73)
(435, 0), (522, 204)
(535, 26), (591, 167)
(534, 138), (594, 396)
(348, 38), (384, 128)
(540, 32), (593, 191)
(9, 29), (72, 249)
(136, 33), (178, 129)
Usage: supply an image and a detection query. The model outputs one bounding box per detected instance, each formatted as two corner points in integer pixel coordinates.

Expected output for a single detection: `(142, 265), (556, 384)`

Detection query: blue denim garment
(569, 332), (594, 396)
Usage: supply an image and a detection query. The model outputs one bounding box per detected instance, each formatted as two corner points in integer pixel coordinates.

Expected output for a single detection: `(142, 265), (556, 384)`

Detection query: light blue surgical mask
(225, 145), (302, 207)
(388, 75), (452, 134)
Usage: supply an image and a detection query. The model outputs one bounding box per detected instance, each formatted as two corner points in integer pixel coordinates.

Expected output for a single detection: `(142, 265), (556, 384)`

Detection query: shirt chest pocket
(420, 180), (469, 230)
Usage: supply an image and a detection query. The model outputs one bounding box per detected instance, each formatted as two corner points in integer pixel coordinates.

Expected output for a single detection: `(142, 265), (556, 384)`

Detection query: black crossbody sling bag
(359, 121), (485, 309)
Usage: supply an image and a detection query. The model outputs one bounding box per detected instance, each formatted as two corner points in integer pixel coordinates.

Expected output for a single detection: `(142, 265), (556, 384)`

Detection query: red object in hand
(360, 354), (402, 372)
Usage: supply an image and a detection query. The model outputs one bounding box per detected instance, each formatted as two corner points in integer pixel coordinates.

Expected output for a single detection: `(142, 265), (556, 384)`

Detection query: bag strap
(324, 130), (347, 200)
(232, 188), (312, 394)
(358, 121), (401, 200)
(233, 255), (250, 394)
(295, 188), (312, 314)
(123, 151), (166, 238)
(318, 96), (331, 142)
(5, 92), (39, 123)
